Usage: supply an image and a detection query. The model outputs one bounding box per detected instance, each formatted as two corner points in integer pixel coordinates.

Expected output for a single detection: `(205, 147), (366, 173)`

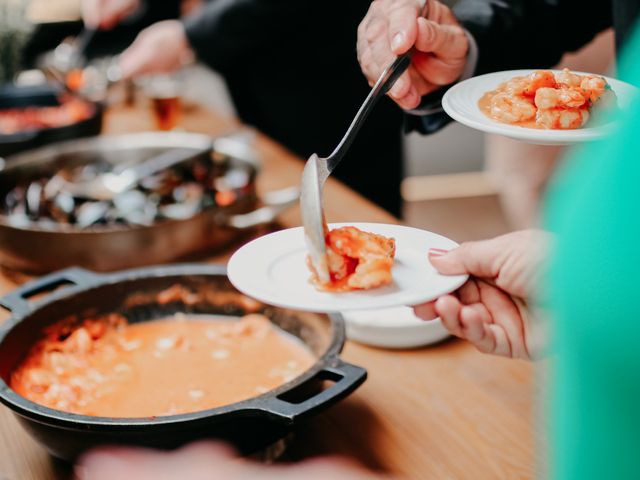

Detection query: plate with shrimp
(227, 223), (467, 313)
(442, 69), (638, 145)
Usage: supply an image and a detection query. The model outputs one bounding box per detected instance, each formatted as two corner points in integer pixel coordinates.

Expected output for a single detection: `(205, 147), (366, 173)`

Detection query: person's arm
(118, 0), (316, 79)
(357, 0), (613, 134)
(455, 0), (613, 76)
(182, 0), (313, 74)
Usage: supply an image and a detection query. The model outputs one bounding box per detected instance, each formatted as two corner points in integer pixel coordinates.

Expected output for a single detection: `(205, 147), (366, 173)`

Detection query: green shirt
(545, 26), (640, 480)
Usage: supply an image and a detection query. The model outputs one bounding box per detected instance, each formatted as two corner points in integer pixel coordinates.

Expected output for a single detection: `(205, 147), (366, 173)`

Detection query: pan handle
(250, 359), (367, 425)
(0, 267), (102, 317)
(223, 186), (299, 229)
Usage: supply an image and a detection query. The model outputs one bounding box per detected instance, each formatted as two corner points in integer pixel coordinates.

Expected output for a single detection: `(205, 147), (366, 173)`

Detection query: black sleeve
(408, 0), (614, 134)
(181, 0), (314, 74)
(456, 0), (613, 75)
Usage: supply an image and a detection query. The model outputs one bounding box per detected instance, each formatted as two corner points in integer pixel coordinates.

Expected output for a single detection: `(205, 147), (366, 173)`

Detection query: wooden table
(0, 101), (535, 480)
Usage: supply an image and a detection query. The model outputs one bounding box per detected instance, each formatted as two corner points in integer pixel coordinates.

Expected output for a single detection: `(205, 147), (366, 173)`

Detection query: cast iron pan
(0, 264), (366, 461)
(0, 84), (103, 157)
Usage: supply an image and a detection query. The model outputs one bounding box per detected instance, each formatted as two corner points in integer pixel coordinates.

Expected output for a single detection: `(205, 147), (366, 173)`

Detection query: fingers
(413, 301), (438, 320)
(415, 17), (468, 59)
(119, 21), (191, 80)
(429, 242), (501, 280)
(435, 295), (463, 337)
(458, 304), (499, 354)
(386, 0), (422, 55)
(76, 442), (237, 480)
(81, 0), (102, 28)
(77, 443), (384, 480)
(358, 0), (432, 108)
(477, 282), (529, 358)
(430, 279), (529, 359)
(413, 277), (478, 322)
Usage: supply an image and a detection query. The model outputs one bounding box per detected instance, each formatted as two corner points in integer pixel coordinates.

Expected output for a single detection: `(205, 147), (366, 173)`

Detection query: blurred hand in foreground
(414, 230), (550, 360)
(357, 0), (469, 109)
(76, 441), (390, 480)
(119, 20), (195, 80)
(82, 0), (140, 30)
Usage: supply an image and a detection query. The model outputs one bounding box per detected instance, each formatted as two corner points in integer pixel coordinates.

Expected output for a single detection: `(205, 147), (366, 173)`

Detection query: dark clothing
(183, 0), (404, 215)
(410, 0), (640, 134)
(24, 3), (181, 68)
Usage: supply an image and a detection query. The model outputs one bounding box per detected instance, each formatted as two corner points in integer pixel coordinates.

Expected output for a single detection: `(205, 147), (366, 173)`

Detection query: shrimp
(555, 68), (583, 88)
(523, 70), (557, 96)
(579, 75), (609, 104)
(502, 76), (530, 96)
(309, 226), (395, 291)
(534, 87), (587, 110)
(490, 92), (536, 124)
(536, 108), (589, 129)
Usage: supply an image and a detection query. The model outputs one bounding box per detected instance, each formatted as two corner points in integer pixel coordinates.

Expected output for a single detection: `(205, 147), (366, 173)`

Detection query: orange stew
(10, 313), (315, 418)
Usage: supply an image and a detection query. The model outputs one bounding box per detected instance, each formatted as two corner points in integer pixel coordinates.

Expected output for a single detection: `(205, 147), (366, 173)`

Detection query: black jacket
(182, 0), (404, 215)
(410, 0), (640, 133)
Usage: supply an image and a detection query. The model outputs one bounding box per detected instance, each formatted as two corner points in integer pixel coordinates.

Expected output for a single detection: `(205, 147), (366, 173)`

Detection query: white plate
(343, 307), (450, 349)
(442, 69), (638, 145)
(227, 223), (467, 313)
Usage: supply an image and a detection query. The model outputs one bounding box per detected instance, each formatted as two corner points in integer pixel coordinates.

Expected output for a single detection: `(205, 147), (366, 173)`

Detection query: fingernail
(428, 248), (449, 257)
(391, 32), (405, 51)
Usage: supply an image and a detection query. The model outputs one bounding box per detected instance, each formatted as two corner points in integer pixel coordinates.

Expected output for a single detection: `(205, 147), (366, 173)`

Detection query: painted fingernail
(391, 32), (405, 51)
(428, 248), (449, 257)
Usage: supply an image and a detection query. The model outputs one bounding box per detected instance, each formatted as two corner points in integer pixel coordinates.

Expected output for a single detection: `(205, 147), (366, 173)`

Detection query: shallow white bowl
(442, 69), (638, 145)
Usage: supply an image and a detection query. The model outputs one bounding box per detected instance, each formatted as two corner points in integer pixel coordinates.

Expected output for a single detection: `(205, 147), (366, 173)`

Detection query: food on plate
(0, 96), (94, 135)
(308, 226), (396, 292)
(0, 149), (250, 229)
(478, 68), (616, 129)
(10, 308), (315, 417)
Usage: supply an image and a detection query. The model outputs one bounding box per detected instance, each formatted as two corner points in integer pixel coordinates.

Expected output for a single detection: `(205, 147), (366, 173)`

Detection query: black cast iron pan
(0, 264), (366, 461)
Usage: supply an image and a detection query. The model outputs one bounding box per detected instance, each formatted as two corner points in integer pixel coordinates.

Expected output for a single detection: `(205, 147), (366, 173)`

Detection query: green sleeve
(543, 26), (640, 480)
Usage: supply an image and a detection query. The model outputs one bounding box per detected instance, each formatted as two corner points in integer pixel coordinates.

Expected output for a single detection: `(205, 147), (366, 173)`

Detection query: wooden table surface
(0, 100), (535, 480)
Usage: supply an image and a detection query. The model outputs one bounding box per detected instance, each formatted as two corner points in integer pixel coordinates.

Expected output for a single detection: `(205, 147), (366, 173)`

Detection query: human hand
(357, 0), (469, 109)
(119, 20), (195, 80)
(76, 441), (390, 480)
(82, 0), (140, 30)
(414, 230), (550, 360)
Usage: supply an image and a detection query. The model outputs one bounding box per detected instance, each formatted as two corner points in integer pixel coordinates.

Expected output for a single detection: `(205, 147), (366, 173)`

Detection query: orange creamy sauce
(479, 88), (541, 129)
(10, 314), (315, 418)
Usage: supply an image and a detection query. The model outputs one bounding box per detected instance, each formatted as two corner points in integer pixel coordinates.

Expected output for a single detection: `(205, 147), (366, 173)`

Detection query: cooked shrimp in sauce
(479, 68), (615, 129)
(308, 226), (395, 292)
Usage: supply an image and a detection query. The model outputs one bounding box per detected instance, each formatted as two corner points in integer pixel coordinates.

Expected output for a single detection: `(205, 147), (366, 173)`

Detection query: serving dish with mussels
(0, 132), (298, 274)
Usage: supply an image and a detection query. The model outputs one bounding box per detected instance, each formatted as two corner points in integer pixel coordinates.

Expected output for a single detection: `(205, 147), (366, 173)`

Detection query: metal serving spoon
(301, 1), (430, 283)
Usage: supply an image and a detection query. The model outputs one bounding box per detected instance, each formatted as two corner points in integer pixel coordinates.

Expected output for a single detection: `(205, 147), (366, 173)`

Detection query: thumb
(429, 241), (500, 279)
(415, 17), (468, 59)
